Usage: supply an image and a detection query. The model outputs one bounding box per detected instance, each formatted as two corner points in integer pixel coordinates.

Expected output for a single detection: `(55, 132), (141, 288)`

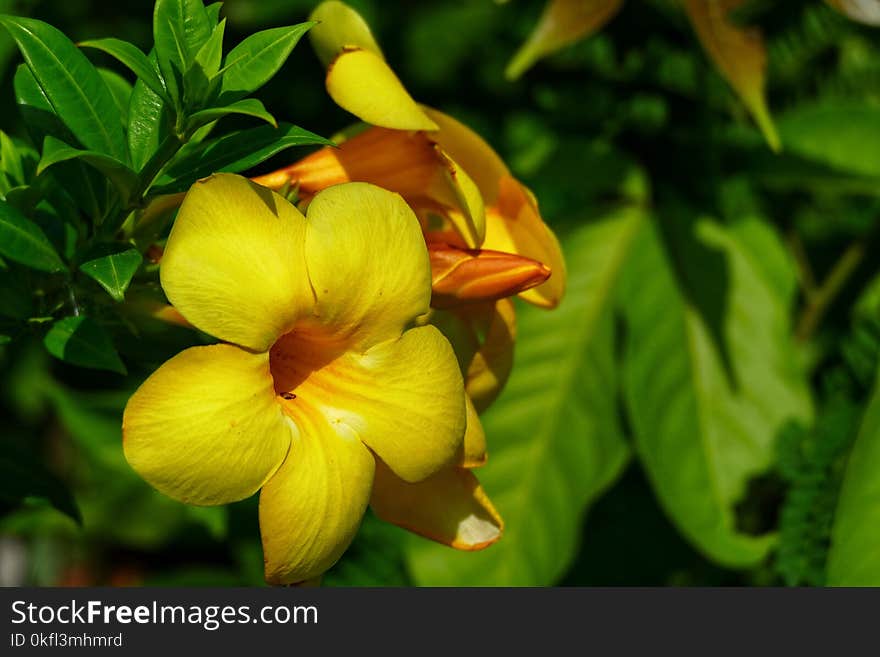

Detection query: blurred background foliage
(2, 0), (880, 586)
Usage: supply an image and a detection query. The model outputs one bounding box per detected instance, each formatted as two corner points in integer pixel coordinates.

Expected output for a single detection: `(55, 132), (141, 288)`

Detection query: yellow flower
(249, 2), (566, 410)
(253, 0), (566, 311)
(122, 174), (502, 584)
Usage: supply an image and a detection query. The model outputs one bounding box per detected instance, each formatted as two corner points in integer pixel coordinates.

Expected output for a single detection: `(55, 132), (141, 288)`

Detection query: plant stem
(795, 240), (866, 342)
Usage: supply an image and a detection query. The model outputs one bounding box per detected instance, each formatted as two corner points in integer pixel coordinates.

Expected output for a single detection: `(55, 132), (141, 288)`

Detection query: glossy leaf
(621, 218), (812, 567)
(78, 247), (143, 302)
(194, 18), (225, 77)
(43, 315), (126, 374)
(506, 0), (623, 80)
(128, 54), (171, 172)
(827, 372), (880, 585)
(38, 136), (139, 205)
(683, 0), (780, 152)
(0, 197), (64, 272)
(79, 38), (169, 102)
(98, 68), (133, 128)
(185, 98), (277, 134)
(0, 15), (127, 160)
(219, 22), (314, 102)
(408, 205), (641, 585)
(153, 0), (211, 108)
(154, 122), (331, 193)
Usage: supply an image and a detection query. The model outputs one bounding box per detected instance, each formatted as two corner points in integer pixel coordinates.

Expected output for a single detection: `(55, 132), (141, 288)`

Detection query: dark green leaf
(98, 68), (132, 128)
(0, 197), (64, 272)
(153, 0), (211, 109)
(155, 122), (331, 193)
(0, 439), (80, 523)
(0, 15), (127, 161)
(80, 38), (169, 102)
(78, 247), (142, 302)
(408, 206), (641, 585)
(185, 98), (277, 134)
(219, 22), (314, 103)
(43, 315), (126, 374)
(38, 136), (139, 205)
(205, 2), (223, 25)
(128, 54), (172, 172)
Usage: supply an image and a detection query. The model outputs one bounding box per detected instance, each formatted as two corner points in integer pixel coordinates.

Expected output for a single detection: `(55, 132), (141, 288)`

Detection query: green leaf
(621, 217), (813, 567)
(827, 373), (880, 585)
(0, 15), (126, 161)
(185, 98), (277, 134)
(407, 206), (641, 585)
(194, 18), (225, 77)
(155, 122), (331, 193)
(0, 335), (10, 345)
(38, 136), (139, 206)
(78, 247), (142, 302)
(79, 38), (169, 102)
(98, 68), (133, 129)
(778, 101), (880, 178)
(0, 197), (64, 272)
(219, 22), (314, 103)
(43, 315), (126, 374)
(153, 0), (212, 109)
(128, 54), (172, 172)
(205, 2), (223, 25)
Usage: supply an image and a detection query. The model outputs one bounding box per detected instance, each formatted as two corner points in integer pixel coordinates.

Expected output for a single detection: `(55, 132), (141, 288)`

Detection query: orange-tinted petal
(370, 459), (502, 550)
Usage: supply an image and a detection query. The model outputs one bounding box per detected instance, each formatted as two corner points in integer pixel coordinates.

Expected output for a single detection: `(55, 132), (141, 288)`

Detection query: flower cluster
(123, 1), (565, 585)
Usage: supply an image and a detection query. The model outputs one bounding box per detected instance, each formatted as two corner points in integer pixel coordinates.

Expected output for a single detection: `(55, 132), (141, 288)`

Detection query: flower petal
(271, 325), (466, 483)
(123, 344), (292, 506)
(484, 176), (566, 308)
(309, 0), (383, 66)
(305, 182), (432, 349)
(260, 407), (375, 585)
(371, 459), (502, 550)
(466, 299), (517, 413)
(458, 394), (487, 468)
(326, 48), (438, 131)
(160, 174), (312, 351)
(423, 107), (509, 205)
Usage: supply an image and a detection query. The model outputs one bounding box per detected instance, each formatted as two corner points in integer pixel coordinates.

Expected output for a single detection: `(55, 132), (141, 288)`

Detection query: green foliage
(408, 202), (640, 585)
(0, 0), (878, 588)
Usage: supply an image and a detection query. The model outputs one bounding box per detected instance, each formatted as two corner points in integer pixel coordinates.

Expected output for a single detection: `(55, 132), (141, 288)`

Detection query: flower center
(268, 325), (350, 411)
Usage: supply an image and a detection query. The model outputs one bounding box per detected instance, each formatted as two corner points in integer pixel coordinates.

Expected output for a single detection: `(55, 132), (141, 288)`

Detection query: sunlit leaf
(506, 0), (623, 80)
(0, 15), (127, 160)
(778, 101), (880, 178)
(827, 371), (880, 585)
(128, 53), (171, 172)
(219, 22), (313, 103)
(152, 0), (211, 109)
(43, 315), (126, 374)
(0, 197), (64, 272)
(621, 217), (812, 567)
(78, 247), (143, 302)
(683, 0), (780, 152)
(408, 204), (641, 585)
